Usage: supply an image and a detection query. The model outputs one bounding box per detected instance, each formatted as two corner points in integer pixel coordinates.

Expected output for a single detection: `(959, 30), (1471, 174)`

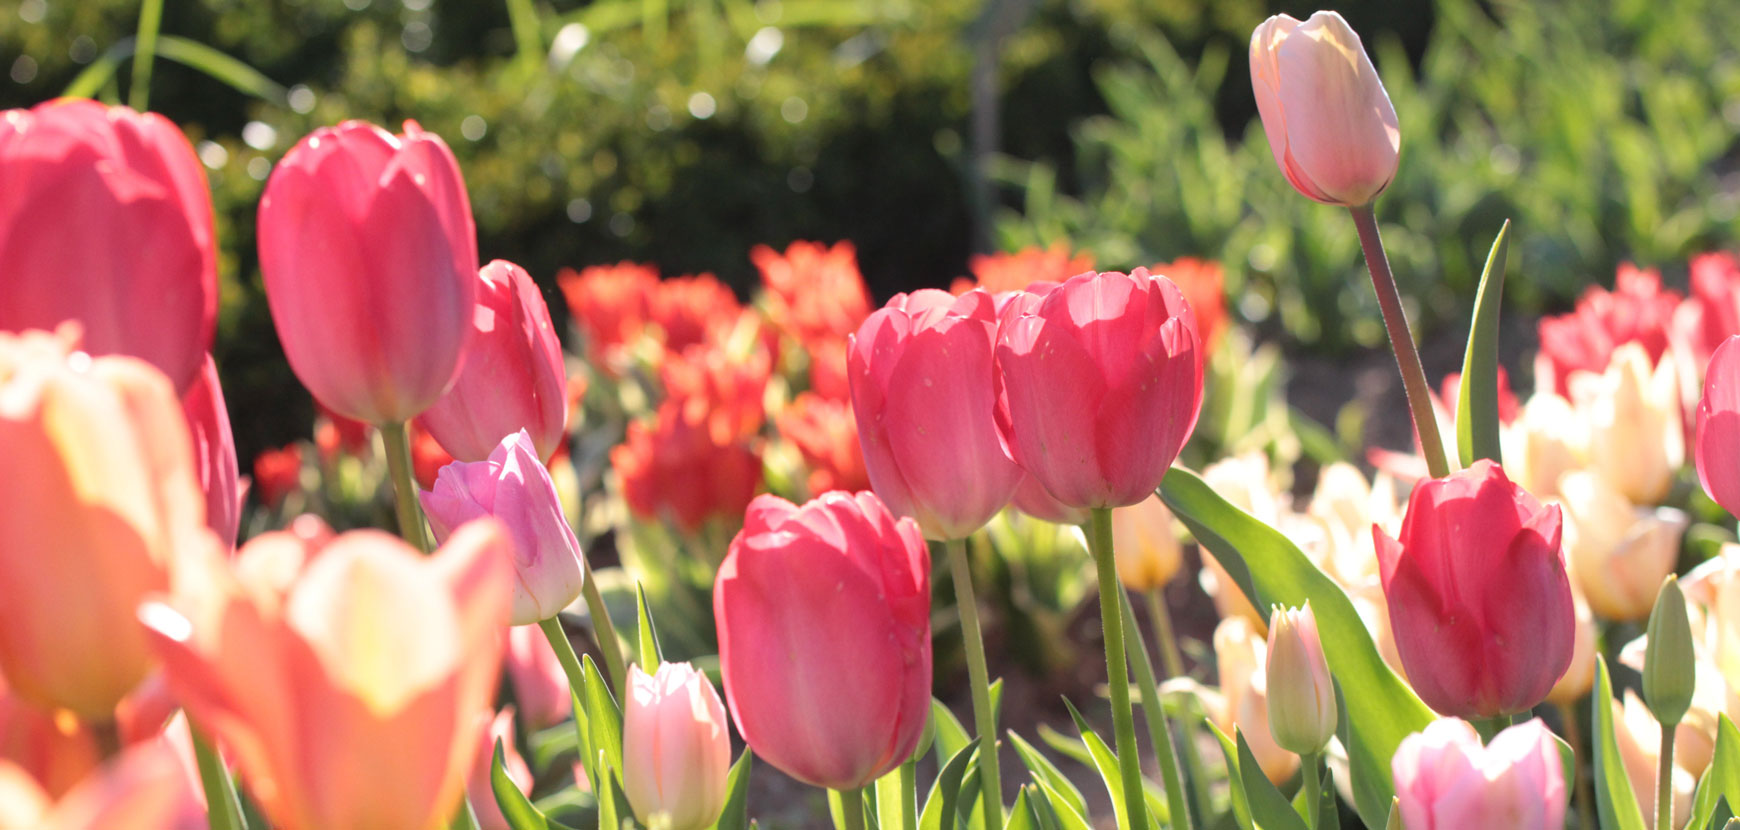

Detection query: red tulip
(1535, 264), (1680, 396)
(0, 99), (217, 392)
(182, 354), (241, 547)
(714, 492), (930, 790)
(1374, 460), (1574, 718)
(557, 261), (659, 371)
(252, 445), (303, 510)
(775, 392), (871, 496)
(850, 288), (1021, 539)
(1697, 335), (1740, 517)
(420, 260), (569, 463)
(949, 244), (1094, 295)
(1681, 252), (1740, 369)
(659, 342), (771, 445)
(754, 241), (872, 349)
(258, 120), (477, 424)
(612, 403), (763, 533)
(649, 273), (742, 354)
(995, 269), (1203, 509)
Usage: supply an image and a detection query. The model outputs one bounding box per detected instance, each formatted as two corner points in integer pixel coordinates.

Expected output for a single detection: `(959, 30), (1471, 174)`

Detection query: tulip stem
(578, 554), (630, 698)
(128, 0), (164, 110)
(1556, 701), (1597, 830)
(1657, 727), (1676, 830)
(380, 421), (432, 553)
(1349, 205), (1450, 481)
(191, 727), (247, 830)
(1300, 751), (1322, 829)
(538, 617), (589, 708)
(1088, 508), (1149, 830)
(945, 536), (1003, 830)
(836, 786), (868, 830)
(1145, 588), (1186, 681)
(1471, 714), (1512, 743)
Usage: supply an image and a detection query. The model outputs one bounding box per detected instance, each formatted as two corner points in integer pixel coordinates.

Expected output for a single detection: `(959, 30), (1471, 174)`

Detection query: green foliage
(1594, 656), (1649, 830)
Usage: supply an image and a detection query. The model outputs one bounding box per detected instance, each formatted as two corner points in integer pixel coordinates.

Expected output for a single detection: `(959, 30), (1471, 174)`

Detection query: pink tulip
(258, 120), (477, 424)
(503, 625), (571, 730)
(181, 354), (241, 548)
(421, 260), (569, 463)
(1697, 335), (1740, 517)
(0, 737), (205, 830)
(995, 269), (1203, 509)
(1009, 474), (1090, 525)
(0, 99), (217, 392)
(1249, 11), (1400, 207)
(420, 430), (585, 625)
(621, 663), (731, 830)
(849, 288), (1021, 539)
(467, 708), (530, 830)
(714, 491), (931, 790)
(1392, 718), (1567, 830)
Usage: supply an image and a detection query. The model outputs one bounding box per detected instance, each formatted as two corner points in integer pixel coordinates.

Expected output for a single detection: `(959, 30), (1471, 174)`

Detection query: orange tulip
(0, 738), (203, 830)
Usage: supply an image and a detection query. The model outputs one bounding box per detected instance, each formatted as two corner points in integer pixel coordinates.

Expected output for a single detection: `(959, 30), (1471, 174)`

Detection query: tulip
(141, 522), (513, 830)
(612, 402), (763, 533)
(1392, 718), (1566, 829)
(1613, 692), (1695, 829)
(467, 708), (530, 830)
(1616, 636), (1728, 781)
(421, 430), (585, 625)
(421, 260), (569, 463)
(1559, 470), (1687, 622)
(556, 261), (658, 371)
(1265, 603), (1337, 756)
(0, 328), (212, 718)
(1210, 616), (1297, 784)
(621, 663), (731, 830)
(714, 491), (931, 790)
(753, 241), (873, 349)
(503, 625), (571, 730)
(252, 445), (303, 509)
(1374, 460), (1574, 718)
(660, 342), (771, 445)
(258, 120), (477, 424)
(1536, 265), (1680, 397)
(1697, 335), (1740, 517)
(649, 273), (743, 354)
(775, 392), (872, 495)
(951, 244), (1094, 295)
(1545, 596), (1598, 706)
(1678, 253), (1740, 372)
(1570, 342), (1683, 506)
(182, 354), (241, 547)
(995, 269), (1203, 508)
(1499, 391), (1586, 500)
(1009, 474), (1090, 525)
(0, 738), (204, 830)
(0, 99), (216, 392)
(850, 288), (1021, 538)
(1110, 495), (1183, 591)
(1248, 12), (1400, 207)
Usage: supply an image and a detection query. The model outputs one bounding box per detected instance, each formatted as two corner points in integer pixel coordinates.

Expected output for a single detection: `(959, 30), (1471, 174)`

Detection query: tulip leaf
(1384, 797), (1401, 830)
(1036, 723), (1095, 770)
(920, 740), (977, 830)
(1118, 590), (1193, 829)
(875, 759), (918, 830)
(1004, 786), (1039, 830)
(1206, 721), (1254, 830)
(582, 654), (624, 789)
(64, 35), (287, 103)
(491, 740), (581, 830)
(1160, 467), (1433, 827)
(1316, 766), (1343, 830)
(932, 699), (972, 768)
(1062, 698), (1128, 830)
(1029, 778), (1094, 830)
(1594, 656), (1649, 830)
(597, 749), (621, 830)
(1456, 219), (1511, 467)
(1690, 715), (1740, 829)
(709, 749), (755, 830)
(1008, 731), (1088, 819)
(633, 582), (663, 672)
(1236, 729), (1308, 830)
(1025, 783), (1063, 830)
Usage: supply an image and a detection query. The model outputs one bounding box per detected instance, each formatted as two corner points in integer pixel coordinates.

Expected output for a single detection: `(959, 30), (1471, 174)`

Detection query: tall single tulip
(995, 268), (1203, 509)
(1697, 335), (1740, 517)
(141, 522), (513, 830)
(0, 99), (217, 392)
(421, 430), (585, 625)
(621, 663), (731, 830)
(421, 260), (569, 463)
(850, 288), (1021, 538)
(714, 491), (931, 790)
(1392, 718), (1567, 829)
(258, 120), (477, 424)
(1265, 602), (1337, 756)
(1374, 460), (1574, 718)
(1249, 11), (1400, 207)
(182, 354), (241, 547)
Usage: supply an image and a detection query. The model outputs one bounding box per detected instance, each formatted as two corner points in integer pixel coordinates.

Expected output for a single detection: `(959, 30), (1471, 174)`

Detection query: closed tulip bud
(1392, 718), (1567, 829)
(995, 269), (1203, 509)
(1211, 616), (1296, 783)
(0, 100), (217, 392)
(259, 120), (478, 424)
(1265, 602), (1337, 756)
(1571, 343), (1683, 506)
(714, 492), (931, 790)
(1645, 577), (1697, 729)
(1375, 460), (1575, 718)
(1560, 470), (1687, 622)
(1697, 335), (1740, 517)
(850, 289), (1022, 539)
(182, 354), (241, 548)
(421, 430), (585, 625)
(621, 663), (731, 830)
(421, 261), (569, 463)
(1249, 12), (1400, 207)
(1110, 496), (1183, 591)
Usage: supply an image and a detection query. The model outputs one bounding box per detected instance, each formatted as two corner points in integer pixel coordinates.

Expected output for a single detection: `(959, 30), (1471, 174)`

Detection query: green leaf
(1004, 787), (1039, 830)
(583, 654), (624, 789)
(920, 740), (978, 830)
(490, 740), (581, 830)
(1237, 730), (1308, 830)
(709, 749), (754, 830)
(598, 750), (621, 830)
(634, 582), (663, 672)
(1206, 721), (1253, 830)
(876, 760), (917, 830)
(1028, 778), (1094, 830)
(1161, 468), (1434, 826)
(1062, 699), (1128, 830)
(1118, 590), (1192, 829)
(1317, 766), (1342, 830)
(1456, 219), (1511, 467)
(932, 699), (972, 767)
(64, 35), (287, 103)
(1690, 715), (1740, 829)
(1007, 731), (1088, 819)
(1593, 656), (1648, 830)
(1036, 724), (1094, 770)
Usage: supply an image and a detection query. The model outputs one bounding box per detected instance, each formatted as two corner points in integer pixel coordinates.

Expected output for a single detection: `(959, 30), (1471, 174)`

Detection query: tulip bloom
(753, 241), (872, 349)
(141, 522), (513, 830)
(1211, 616), (1296, 784)
(621, 663), (731, 830)
(421, 260), (569, 463)
(714, 492), (931, 790)
(421, 430), (585, 625)
(0, 99), (216, 392)
(950, 245), (1094, 295)
(995, 269), (1203, 509)
(1249, 12), (1400, 207)
(1392, 718), (1566, 829)
(1560, 470), (1687, 622)
(1375, 460), (1575, 718)
(1545, 597), (1597, 707)
(1570, 343), (1683, 506)
(1536, 265), (1680, 397)
(775, 392), (872, 495)
(612, 402), (763, 533)
(850, 289), (1021, 538)
(649, 273), (743, 354)
(1697, 335), (1740, 517)
(259, 120), (477, 424)
(0, 738), (204, 830)
(1265, 603), (1337, 756)
(182, 354), (241, 547)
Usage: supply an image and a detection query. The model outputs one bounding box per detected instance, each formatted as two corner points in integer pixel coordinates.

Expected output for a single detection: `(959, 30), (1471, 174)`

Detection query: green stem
(1300, 752), (1322, 829)
(1658, 727), (1676, 830)
(191, 728), (247, 830)
(1472, 714), (1513, 743)
(380, 421), (432, 553)
(1556, 701), (1596, 830)
(1119, 591), (1194, 830)
(900, 761), (917, 830)
(945, 537), (1003, 830)
(1145, 588), (1186, 681)
(1349, 205), (1450, 480)
(579, 554), (630, 699)
(128, 0), (164, 110)
(1088, 508), (1148, 830)
(837, 786), (867, 830)
(502, 0), (543, 73)
(538, 617), (589, 702)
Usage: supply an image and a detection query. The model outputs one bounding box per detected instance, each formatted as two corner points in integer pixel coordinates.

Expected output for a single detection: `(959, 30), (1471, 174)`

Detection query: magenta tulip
(1392, 718), (1567, 829)
(621, 662), (731, 830)
(714, 491), (931, 790)
(849, 288), (1021, 539)
(182, 354), (241, 548)
(421, 260), (569, 463)
(0, 99), (216, 392)
(995, 268), (1203, 509)
(258, 120), (477, 424)
(1697, 335), (1740, 517)
(1375, 460), (1575, 718)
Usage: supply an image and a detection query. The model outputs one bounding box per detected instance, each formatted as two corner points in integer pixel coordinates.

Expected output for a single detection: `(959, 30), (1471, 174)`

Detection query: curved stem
(1349, 205), (1450, 480)
(538, 617), (589, 701)
(1556, 701), (1596, 830)
(1658, 728), (1676, 830)
(1089, 508), (1148, 830)
(191, 727), (247, 830)
(1145, 588), (1186, 680)
(380, 421), (432, 553)
(945, 537), (1003, 830)
(578, 555), (630, 699)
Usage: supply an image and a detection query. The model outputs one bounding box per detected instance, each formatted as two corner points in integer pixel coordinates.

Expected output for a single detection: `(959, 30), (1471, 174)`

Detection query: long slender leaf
(1237, 730), (1307, 830)
(583, 654), (624, 788)
(1062, 699), (1127, 830)
(933, 699), (972, 766)
(65, 35), (287, 103)
(1007, 731), (1087, 819)
(1005, 787), (1039, 830)
(920, 741), (978, 830)
(1456, 219), (1512, 467)
(1690, 715), (1740, 829)
(1593, 656), (1648, 830)
(1118, 590), (1192, 829)
(1206, 721), (1254, 830)
(634, 582), (663, 672)
(709, 749), (754, 830)
(1029, 778), (1094, 830)
(491, 741), (580, 830)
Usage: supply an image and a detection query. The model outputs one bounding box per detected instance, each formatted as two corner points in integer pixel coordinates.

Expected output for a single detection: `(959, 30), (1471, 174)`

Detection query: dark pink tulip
(181, 354), (241, 548)
(848, 288), (1021, 539)
(0, 99), (216, 392)
(258, 120), (477, 424)
(714, 491), (931, 790)
(1697, 335), (1740, 516)
(1375, 460), (1575, 718)
(994, 269), (1203, 509)
(421, 260), (569, 462)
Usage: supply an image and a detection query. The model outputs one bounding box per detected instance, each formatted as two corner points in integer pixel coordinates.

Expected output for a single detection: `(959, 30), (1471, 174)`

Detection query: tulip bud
(1265, 602), (1337, 756)
(1111, 496), (1184, 591)
(503, 625), (572, 731)
(1211, 616), (1296, 783)
(421, 430), (586, 625)
(1612, 691), (1697, 827)
(1644, 576), (1697, 729)
(621, 663), (731, 830)
(1697, 335), (1740, 517)
(1249, 12), (1400, 207)
(1392, 718), (1567, 829)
